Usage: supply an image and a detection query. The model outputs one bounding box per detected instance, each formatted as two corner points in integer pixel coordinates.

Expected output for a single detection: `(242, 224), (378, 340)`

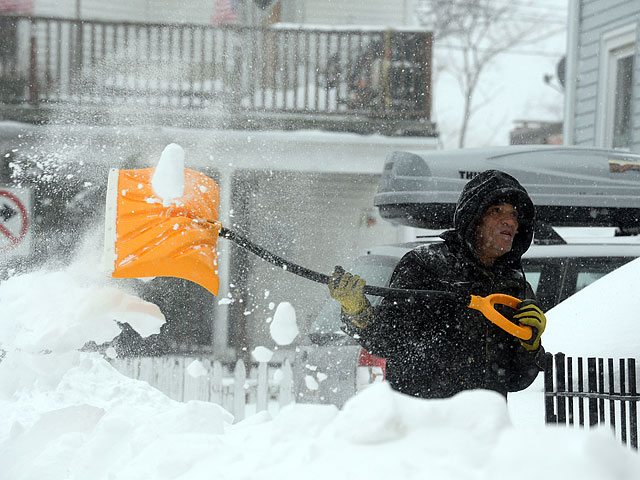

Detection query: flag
(210, 0), (238, 27)
(0, 0), (34, 14)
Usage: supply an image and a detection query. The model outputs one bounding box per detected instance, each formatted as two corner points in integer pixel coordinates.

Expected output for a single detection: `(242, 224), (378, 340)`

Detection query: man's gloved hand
(328, 266), (369, 315)
(514, 299), (546, 351)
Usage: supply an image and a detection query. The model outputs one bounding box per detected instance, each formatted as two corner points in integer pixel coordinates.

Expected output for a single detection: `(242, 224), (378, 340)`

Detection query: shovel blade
(105, 167), (221, 295)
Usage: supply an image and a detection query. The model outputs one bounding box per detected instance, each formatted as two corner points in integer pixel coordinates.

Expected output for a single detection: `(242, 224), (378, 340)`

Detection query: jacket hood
(446, 169), (535, 265)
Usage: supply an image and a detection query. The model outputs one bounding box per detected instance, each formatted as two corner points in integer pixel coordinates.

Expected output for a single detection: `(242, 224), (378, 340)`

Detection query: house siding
(572, 0), (640, 151)
(31, 1), (414, 28)
(293, 0), (408, 27)
(33, 0), (216, 24)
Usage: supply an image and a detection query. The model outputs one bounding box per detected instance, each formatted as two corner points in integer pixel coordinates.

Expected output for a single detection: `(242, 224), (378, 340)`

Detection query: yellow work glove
(328, 266), (369, 315)
(514, 299), (546, 351)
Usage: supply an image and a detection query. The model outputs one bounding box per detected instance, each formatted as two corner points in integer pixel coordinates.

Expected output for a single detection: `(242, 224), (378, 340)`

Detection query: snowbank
(1, 265), (639, 479)
(544, 256), (640, 357)
(1, 353), (638, 480)
(0, 270), (164, 354)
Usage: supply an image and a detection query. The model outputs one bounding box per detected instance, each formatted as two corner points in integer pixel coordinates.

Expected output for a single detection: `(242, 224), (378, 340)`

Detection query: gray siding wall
(573, 0), (640, 151)
(33, 1), (279, 25)
(33, 0), (221, 24)
(32, 1), (412, 27)
(292, 0), (409, 27)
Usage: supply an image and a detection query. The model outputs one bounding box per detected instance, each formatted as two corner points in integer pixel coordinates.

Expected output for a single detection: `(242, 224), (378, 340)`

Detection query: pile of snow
(1, 265), (639, 479)
(544, 256), (640, 357)
(1, 349), (638, 480)
(0, 350), (233, 480)
(0, 270), (164, 354)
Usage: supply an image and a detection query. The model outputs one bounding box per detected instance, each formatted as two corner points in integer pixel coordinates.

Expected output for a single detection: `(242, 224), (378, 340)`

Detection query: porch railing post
(28, 34), (39, 105)
(587, 357), (598, 427)
(607, 358), (616, 435)
(620, 359), (627, 445)
(628, 358), (637, 449)
(544, 352), (556, 423)
(423, 31), (433, 121)
(555, 352), (567, 424)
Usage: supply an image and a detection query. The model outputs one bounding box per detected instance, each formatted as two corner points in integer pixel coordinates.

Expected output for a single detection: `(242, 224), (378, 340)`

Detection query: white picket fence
(110, 356), (294, 422)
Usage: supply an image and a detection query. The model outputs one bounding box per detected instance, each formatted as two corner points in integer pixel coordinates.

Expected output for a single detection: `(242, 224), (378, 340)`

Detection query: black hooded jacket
(343, 170), (544, 399)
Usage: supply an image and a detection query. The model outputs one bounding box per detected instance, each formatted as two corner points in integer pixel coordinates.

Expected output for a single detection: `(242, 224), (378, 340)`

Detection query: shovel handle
(467, 294), (533, 340)
(219, 226), (532, 340)
(219, 226), (460, 301)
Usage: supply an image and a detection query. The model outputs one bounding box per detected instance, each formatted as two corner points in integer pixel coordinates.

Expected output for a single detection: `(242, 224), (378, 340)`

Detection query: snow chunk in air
(252, 346), (274, 363)
(151, 143), (185, 206)
(269, 302), (299, 345)
(186, 360), (209, 378)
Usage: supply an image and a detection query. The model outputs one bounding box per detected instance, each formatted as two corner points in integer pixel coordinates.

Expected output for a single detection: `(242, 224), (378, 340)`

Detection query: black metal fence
(0, 14), (433, 128)
(545, 352), (639, 450)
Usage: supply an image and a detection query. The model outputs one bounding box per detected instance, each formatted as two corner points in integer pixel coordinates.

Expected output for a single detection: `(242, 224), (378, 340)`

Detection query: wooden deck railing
(0, 15), (434, 134)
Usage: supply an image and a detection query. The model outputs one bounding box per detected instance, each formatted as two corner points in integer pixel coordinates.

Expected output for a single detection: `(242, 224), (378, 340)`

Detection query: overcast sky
(432, 0), (568, 149)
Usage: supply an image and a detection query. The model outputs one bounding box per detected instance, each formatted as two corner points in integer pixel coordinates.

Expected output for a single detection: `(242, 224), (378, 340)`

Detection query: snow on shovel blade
(104, 167), (221, 296)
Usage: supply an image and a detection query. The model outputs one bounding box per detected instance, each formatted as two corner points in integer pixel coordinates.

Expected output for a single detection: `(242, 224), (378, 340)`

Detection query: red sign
(0, 189), (29, 254)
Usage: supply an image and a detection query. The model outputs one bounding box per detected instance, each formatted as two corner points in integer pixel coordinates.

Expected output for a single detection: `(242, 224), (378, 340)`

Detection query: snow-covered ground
(2, 226), (640, 478)
(2, 348), (637, 480)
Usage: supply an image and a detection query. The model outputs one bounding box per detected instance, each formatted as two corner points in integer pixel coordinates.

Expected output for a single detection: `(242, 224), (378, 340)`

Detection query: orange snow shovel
(104, 167), (532, 341)
(104, 167), (222, 295)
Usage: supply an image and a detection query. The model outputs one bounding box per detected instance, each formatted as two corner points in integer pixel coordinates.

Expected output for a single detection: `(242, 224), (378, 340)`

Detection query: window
(562, 257), (635, 304)
(611, 50), (634, 149)
(521, 259), (565, 311)
(576, 271), (608, 292)
(597, 25), (637, 150)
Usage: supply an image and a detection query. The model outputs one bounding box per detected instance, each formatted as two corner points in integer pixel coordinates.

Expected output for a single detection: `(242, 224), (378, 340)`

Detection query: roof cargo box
(374, 146), (640, 230)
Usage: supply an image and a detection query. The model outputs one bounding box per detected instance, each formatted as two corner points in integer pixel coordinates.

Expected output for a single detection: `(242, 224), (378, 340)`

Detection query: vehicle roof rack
(533, 222), (567, 245)
(375, 146), (640, 232)
(615, 226), (640, 236)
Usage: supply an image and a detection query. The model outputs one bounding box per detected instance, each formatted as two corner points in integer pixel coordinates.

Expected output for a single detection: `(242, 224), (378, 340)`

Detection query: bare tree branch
(415, 0), (563, 147)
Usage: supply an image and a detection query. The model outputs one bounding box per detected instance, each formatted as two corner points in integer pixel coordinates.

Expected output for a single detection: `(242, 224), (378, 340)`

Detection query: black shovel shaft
(219, 226), (459, 301)
(220, 225), (331, 283)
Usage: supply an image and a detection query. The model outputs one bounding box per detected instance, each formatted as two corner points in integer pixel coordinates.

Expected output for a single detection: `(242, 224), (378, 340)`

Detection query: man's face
(475, 202), (519, 266)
